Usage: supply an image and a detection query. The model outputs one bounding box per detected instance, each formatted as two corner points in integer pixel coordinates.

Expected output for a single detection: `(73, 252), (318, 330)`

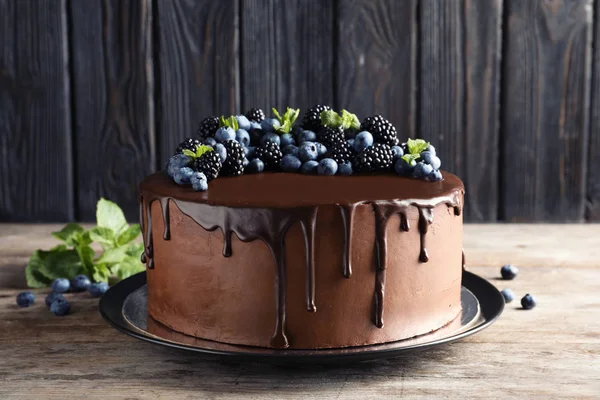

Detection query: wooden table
(1, 224), (599, 399)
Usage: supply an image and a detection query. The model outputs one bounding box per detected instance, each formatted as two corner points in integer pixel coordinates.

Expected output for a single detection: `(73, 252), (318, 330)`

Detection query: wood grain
(69, 0), (155, 221)
(501, 0), (593, 222)
(336, 0), (416, 138)
(155, 0), (239, 166)
(586, 0), (600, 221)
(1, 224), (599, 398)
(420, 0), (502, 222)
(0, 0), (73, 222)
(240, 0), (334, 115)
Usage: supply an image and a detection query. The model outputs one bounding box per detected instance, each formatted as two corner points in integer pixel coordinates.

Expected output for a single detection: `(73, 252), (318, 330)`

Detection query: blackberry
(197, 116), (220, 140)
(354, 143), (393, 173)
(326, 141), (354, 165)
(302, 105), (331, 132)
(255, 141), (283, 170)
(176, 138), (201, 154)
(192, 150), (222, 181)
(220, 140), (245, 177)
(318, 126), (345, 149)
(360, 115), (399, 146)
(245, 108), (265, 122)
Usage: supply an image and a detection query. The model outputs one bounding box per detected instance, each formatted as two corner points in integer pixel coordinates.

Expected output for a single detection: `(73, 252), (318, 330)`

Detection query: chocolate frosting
(140, 172), (464, 348)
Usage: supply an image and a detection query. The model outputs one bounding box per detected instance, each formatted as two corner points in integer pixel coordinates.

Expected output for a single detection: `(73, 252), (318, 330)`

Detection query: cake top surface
(140, 171), (463, 208)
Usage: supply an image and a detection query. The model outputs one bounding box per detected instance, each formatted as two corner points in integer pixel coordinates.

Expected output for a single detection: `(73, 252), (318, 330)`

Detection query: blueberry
(521, 294), (537, 310)
(413, 162), (434, 179)
(283, 145), (299, 157)
(261, 132), (281, 146)
(501, 264), (519, 280)
(191, 172), (208, 192)
(338, 161), (353, 176)
(249, 121), (262, 131)
(45, 292), (65, 307)
(246, 158), (265, 173)
(51, 278), (70, 293)
(235, 129), (251, 147)
(215, 127), (236, 143)
(394, 158), (414, 176)
(204, 137), (217, 147)
(297, 130), (317, 144)
(88, 282), (109, 298)
(354, 131), (374, 153)
(244, 146), (256, 160)
(315, 142), (327, 157)
(426, 144), (436, 156)
(425, 169), (443, 182)
(317, 158), (338, 176)
(50, 298), (71, 316)
(420, 151), (441, 170)
(280, 154), (302, 172)
(501, 289), (515, 303)
(347, 139), (355, 148)
(16, 291), (35, 307)
(260, 118), (280, 133)
(300, 160), (319, 174)
(235, 115), (251, 131)
(214, 143), (227, 163)
(174, 166), (194, 185)
(280, 133), (295, 147)
(71, 274), (91, 292)
(298, 142), (319, 162)
(391, 145), (404, 160)
(167, 154), (191, 178)
(243, 158), (249, 168)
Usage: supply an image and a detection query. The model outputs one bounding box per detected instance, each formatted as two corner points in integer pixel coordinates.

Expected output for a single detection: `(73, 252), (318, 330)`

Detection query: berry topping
(191, 172), (208, 192)
(318, 126), (345, 150)
(501, 264), (519, 280)
(326, 141), (354, 165)
(298, 142), (319, 162)
(235, 129), (251, 147)
(235, 115), (252, 131)
(16, 291), (35, 307)
(354, 143), (393, 173)
(360, 115), (398, 146)
(245, 108), (266, 122)
(246, 158), (265, 173)
(261, 132), (281, 146)
(280, 154), (302, 172)
(338, 161), (353, 176)
(255, 141), (282, 170)
(176, 138), (201, 154)
(283, 145), (299, 157)
(220, 140), (245, 177)
(191, 149), (222, 181)
(300, 160), (319, 174)
(261, 118), (281, 133)
(302, 105), (331, 132)
(296, 129), (317, 144)
(215, 126), (236, 143)
(521, 294), (537, 310)
(280, 133), (295, 147)
(317, 158), (338, 176)
(197, 116), (220, 140)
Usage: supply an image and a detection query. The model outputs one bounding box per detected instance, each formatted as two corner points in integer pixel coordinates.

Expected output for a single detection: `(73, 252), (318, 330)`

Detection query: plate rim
(100, 270), (504, 363)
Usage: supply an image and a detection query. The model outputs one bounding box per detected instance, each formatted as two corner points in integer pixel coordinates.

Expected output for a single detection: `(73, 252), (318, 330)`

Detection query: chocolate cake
(139, 106), (465, 349)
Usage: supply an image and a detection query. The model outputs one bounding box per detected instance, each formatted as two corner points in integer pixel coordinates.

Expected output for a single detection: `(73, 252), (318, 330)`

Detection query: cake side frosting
(140, 172), (464, 349)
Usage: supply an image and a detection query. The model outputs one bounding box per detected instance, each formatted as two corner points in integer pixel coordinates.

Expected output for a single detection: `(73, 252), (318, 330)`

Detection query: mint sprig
(219, 115), (239, 131)
(182, 145), (214, 159)
(320, 109), (360, 130)
(401, 138), (430, 165)
(273, 107), (300, 134)
(25, 198), (145, 288)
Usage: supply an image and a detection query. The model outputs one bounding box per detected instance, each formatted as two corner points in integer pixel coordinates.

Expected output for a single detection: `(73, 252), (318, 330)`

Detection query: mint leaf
(76, 245), (95, 276)
(52, 223), (85, 243)
(401, 154), (419, 166)
(26, 248), (87, 288)
(97, 198), (128, 235)
(112, 256), (145, 280)
(320, 110), (343, 128)
(93, 263), (111, 283)
(406, 138), (430, 155)
(272, 108), (282, 121)
(340, 110), (360, 130)
(117, 224), (141, 246)
(273, 107), (300, 133)
(182, 149), (196, 158)
(219, 115), (239, 130)
(96, 247), (126, 265)
(89, 226), (115, 248)
(126, 242), (144, 258)
(26, 250), (56, 288)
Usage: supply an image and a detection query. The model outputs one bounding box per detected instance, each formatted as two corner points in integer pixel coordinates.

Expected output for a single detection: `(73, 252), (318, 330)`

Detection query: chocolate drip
(139, 172), (464, 347)
(300, 208), (318, 312)
(338, 204), (356, 278)
(417, 207), (434, 263)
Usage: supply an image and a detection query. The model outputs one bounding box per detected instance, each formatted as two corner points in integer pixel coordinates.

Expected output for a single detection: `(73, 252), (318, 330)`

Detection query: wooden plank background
(0, 0), (597, 223)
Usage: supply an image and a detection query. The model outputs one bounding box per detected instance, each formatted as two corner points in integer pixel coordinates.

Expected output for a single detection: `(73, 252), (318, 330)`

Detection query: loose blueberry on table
(50, 298), (71, 316)
(521, 294), (537, 310)
(71, 274), (91, 292)
(501, 264), (519, 280)
(501, 289), (515, 303)
(167, 105), (445, 191)
(16, 291), (35, 307)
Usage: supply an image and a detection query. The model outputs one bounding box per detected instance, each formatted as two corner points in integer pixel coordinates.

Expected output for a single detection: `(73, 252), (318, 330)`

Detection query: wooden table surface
(1, 224), (599, 399)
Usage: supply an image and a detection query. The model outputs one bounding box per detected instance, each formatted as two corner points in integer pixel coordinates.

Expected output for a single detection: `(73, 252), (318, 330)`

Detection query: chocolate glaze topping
(139, 172), (464, 348)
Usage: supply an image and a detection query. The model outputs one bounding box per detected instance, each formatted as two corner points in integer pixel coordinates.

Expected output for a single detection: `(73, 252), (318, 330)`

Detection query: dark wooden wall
(0, 0), (598, 223)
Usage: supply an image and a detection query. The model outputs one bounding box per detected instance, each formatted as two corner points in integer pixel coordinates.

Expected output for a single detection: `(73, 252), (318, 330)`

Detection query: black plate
(100, 271), (504, 364)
